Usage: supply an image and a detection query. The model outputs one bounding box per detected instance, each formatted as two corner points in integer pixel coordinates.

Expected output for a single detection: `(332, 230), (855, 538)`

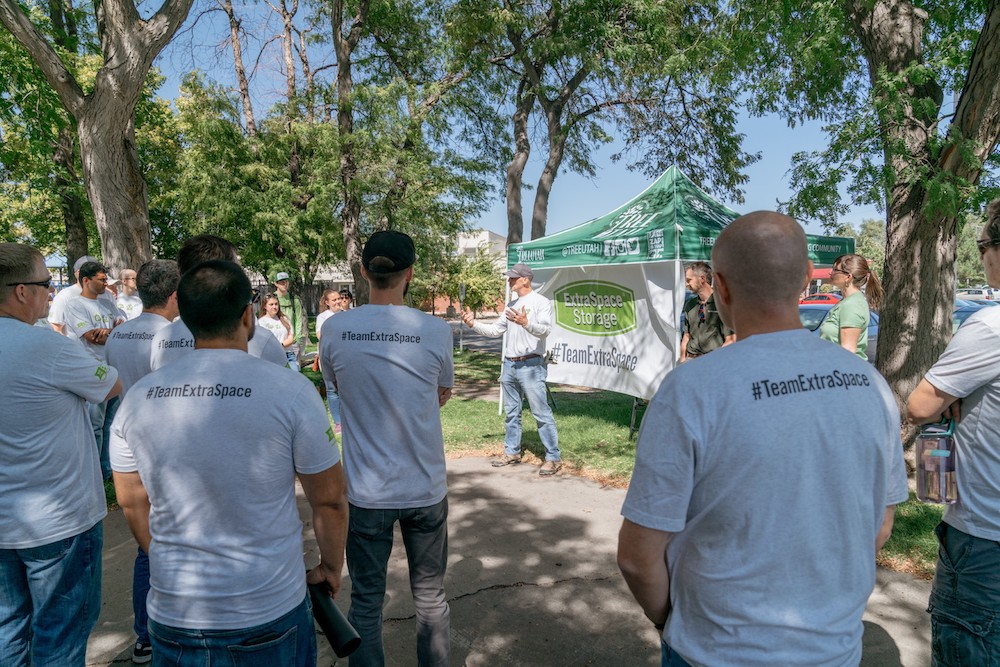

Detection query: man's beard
(403, 280), (410, 298)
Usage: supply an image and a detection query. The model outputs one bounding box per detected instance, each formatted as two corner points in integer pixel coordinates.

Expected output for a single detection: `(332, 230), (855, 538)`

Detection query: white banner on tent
(532, 264), (682, 400)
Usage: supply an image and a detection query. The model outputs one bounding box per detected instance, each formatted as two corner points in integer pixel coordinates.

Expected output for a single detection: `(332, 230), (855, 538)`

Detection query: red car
(799, 293), (842, 305)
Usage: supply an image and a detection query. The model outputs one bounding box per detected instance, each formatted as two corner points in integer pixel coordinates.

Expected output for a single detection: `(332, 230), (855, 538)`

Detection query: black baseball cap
(362, 231), (416, 274)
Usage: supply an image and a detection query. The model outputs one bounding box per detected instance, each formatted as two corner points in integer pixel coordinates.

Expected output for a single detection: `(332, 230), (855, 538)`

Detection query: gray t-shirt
(149, 319), (287, 370)
(106, 312), (171, 396)
(320, 304), (453, 509)
(0, 319), (117, 548)
(925, 306), (1000, 541)
(622, 329), (907, 667)
(110, 349), (339, 630)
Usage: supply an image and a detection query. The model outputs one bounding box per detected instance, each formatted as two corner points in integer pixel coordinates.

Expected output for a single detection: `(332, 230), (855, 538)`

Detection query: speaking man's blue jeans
(500, 357), (560, 460)
(347, 498), (450, 667)
(148, 595), (315, 667)
(0, 521), (103, 667)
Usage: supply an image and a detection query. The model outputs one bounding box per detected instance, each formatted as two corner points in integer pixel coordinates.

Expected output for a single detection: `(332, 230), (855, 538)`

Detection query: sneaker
(132, 640), (152, 664)
(539, 461), (562, 476)
(491, 454), (522, 467)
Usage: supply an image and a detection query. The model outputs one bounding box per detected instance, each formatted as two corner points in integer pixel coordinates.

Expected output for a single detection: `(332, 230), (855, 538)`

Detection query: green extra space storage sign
(554, 281), (637, 336)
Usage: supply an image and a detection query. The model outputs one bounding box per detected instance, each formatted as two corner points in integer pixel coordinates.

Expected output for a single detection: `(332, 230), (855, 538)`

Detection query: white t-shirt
(315, 309), (336, 336)
(106, 312), (171, 396)
(109, 349), (340, 629)
(470, 289), (552, 358)
(63, 295), (125, 361)
(925, 306), (1000, 541)
(150, 319), (288, 370)
(320, 304), (453, 509)
(621, 329), (907, 667)
(0, 319), (117, 548)
(259, 315), (290, 344)
(49, 283), (116, 327)
(116, 293), (144, 321)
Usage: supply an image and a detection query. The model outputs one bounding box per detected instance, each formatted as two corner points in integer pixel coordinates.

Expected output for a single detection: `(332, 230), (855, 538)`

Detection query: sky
(471, 113), (883, 240)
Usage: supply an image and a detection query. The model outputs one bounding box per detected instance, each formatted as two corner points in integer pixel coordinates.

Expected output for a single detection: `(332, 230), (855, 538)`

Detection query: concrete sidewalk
(86, 456), (932, 666)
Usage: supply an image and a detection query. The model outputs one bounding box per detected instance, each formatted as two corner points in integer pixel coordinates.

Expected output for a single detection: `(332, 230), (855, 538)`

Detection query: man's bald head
(712, 211), (810, 307)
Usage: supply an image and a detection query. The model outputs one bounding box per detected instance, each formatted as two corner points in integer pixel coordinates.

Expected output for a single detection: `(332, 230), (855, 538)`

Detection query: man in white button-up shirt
(462, 263), (561, 475)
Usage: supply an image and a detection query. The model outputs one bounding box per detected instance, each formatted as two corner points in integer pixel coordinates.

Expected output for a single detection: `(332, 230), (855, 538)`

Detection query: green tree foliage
(451, 250), (506, 316)
(957, 215), (986, 287)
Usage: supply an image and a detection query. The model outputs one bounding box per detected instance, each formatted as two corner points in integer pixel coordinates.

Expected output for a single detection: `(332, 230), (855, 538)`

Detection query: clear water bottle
(916, 420), (958, 504)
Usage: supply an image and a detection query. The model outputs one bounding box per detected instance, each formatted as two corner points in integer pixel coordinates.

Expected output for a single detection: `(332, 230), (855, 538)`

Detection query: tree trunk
(0, 0), (194, 275)
(878, 187), (958, 424)
(531, 117), (567, 240)
(77, 98), (152, 273)
(845, 0), (1000, 434)
(53, 126), (88, 280)
(220, 0), (255, 136)
(331, 0), (370, 304)
(506, 78), (534, 246)
(279, 0), (297, 118)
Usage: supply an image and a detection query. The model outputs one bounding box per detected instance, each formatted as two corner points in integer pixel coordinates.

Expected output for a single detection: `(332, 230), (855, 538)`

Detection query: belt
(506, 354), (541, 362)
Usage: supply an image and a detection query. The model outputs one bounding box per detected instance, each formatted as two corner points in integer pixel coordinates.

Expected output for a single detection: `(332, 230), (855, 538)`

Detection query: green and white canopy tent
(506, 166), (854, 399)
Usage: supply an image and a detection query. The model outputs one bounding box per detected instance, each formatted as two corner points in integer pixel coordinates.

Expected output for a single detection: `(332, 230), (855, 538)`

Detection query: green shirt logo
(554, 281), (637, 336)
(326, 426), (335, 443)
(95, 365), (108, 381)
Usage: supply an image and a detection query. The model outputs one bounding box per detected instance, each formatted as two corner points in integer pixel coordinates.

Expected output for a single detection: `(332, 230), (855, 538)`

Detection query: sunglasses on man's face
(6, 278), (52, 288)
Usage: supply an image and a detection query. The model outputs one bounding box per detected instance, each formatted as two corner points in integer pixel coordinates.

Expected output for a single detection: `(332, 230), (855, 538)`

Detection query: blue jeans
(929, 521), (1000, 666)
(325, 380), (341, 425)
(148, 595), (315, 667)
(347, 498), (450, 667)
(133, 547), (150, 643)
(661, 641), (693, 667)
(0, 521), (103, 667)
(500, 357), (559, 461)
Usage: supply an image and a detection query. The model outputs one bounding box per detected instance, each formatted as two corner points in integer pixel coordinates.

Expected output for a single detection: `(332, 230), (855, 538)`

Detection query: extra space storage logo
(554, 281), (636, 336)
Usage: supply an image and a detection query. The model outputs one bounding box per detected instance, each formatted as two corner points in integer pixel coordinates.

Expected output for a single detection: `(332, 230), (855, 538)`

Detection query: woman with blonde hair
(820, 254), (883, 359)
(314, 288), (344, 432)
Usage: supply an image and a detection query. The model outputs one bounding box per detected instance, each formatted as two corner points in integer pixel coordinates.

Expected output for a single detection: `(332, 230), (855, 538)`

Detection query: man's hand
(86, 328), (112, 345)
(461, 310), (475, 327)
(438, 386), (452, 407)
(505, 306), (528, 327)
(306, 562), (343, 598)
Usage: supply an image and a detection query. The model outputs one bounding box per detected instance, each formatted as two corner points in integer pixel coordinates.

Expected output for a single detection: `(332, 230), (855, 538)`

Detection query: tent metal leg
(629, 397), (647, 440)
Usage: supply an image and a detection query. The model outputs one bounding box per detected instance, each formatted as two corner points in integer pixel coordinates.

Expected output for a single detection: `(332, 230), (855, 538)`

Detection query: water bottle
(915, 420), (958, 504)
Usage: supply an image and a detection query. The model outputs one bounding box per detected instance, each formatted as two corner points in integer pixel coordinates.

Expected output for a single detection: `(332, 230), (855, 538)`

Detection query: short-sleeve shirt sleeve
(290, 383), (341, 475)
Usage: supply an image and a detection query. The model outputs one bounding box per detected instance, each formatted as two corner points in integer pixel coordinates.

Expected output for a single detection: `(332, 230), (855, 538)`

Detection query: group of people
(0, 231), (456, 667)
(4, 205), (999, 667)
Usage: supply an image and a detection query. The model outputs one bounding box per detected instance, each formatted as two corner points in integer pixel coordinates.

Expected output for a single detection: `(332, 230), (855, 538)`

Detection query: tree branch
(943, 2), (1000, 179)
(143, 0), (196, 53)
(0, 0), (84, 115)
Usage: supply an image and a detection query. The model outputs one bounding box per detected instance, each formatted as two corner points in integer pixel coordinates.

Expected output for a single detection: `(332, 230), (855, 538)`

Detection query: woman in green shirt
(820, 254), (883, 359)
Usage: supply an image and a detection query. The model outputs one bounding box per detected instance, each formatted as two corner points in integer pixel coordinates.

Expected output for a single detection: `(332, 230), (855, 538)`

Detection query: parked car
(799, 304), (879, 362)
(957, 288), (992, 301)
(799, 293), (843, 304)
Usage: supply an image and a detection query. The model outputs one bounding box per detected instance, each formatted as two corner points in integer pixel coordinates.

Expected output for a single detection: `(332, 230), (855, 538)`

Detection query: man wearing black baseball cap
(319, 230), (454, 665)
(462, 262), (561, 475)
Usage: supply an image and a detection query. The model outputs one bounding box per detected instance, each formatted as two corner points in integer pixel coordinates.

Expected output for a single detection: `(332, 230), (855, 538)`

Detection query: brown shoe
(539, 461), (562, 476)
(492, 454), (522, 467)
